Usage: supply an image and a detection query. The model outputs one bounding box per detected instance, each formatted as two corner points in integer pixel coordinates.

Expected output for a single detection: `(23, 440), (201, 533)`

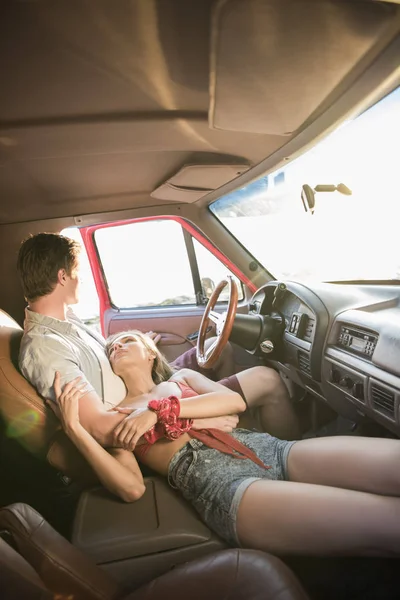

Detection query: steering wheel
(196, 276), (238, 369)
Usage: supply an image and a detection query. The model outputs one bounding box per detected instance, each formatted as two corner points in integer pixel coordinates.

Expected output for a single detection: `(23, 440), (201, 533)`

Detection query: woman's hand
(48, 372), (88, 436)
(192, 414), (239, 432)
(145, 331), (162, 345)
(111, 406), (157, 450)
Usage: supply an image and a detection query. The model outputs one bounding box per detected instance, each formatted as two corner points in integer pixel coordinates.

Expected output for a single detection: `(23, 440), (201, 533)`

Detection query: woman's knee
(236, 366), (283, 407)
(252, 366), (286, 397)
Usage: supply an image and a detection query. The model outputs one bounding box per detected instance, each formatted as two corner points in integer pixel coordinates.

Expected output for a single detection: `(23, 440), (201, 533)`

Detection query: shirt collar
(24, 307), (77, 335)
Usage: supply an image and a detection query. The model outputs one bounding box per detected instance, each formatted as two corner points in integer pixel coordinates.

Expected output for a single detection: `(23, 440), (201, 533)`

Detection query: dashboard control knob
(352, 382), (364, 400)
(260, 340), (274, 353)
(331, 369), (341, 384)
(340, 377), (354, 389)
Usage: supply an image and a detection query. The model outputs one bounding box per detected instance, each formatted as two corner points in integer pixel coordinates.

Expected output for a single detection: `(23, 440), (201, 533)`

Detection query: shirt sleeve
(20, 333), (95, 402)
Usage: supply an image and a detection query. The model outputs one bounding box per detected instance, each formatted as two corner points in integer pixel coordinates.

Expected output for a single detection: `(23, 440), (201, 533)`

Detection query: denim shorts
(168, 429), (296, 546)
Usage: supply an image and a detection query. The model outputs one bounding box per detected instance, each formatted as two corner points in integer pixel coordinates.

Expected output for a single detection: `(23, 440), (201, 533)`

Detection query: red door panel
(104, 306), (208, 361)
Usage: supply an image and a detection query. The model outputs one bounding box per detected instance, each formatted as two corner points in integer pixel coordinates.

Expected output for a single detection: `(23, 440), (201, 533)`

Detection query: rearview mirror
(301, 182), (352, 214)
(301, 184), (315, 214)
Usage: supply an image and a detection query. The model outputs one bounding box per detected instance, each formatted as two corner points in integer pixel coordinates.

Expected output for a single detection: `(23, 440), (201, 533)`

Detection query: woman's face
(108, 334), (153, 375)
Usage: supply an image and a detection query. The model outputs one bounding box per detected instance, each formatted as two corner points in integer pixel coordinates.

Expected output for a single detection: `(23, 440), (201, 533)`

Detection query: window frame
(93, 219), (199, 310)
(80, 216), (254, 329)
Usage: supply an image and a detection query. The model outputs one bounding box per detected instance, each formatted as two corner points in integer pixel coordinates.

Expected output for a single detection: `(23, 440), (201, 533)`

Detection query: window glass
(192, 239), (244, 301)
(209, 87), (400, 282)
(95, 220), (196, 308)
(60, 227), (100, 331)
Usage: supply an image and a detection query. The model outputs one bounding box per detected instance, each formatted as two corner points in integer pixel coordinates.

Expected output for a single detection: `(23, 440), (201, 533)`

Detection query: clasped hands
(109, 407), (240, 450)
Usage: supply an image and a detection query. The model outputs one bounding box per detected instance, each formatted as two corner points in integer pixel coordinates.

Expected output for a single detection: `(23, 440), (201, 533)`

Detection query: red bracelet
(148, 396), (180, 421)
(147, 396), (193, 441)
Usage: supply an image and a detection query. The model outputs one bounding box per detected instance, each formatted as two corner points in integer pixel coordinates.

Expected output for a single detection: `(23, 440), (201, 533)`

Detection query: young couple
(18, 233), (400, 557)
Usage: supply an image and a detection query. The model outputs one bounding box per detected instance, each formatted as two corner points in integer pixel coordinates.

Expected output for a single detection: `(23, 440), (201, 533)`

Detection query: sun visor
(151, 183), (210, 202)
(210, 0), (396, 135)
(151, 163), (249, 202)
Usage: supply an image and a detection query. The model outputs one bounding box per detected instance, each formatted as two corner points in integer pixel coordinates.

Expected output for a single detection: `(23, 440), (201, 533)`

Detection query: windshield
(210, 87), (400, 282)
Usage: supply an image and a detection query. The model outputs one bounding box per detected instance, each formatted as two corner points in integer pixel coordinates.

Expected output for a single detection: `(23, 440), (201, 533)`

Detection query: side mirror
(201, 277), (216, 299)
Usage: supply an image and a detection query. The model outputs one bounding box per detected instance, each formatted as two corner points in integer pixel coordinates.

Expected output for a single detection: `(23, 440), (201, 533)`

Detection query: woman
(51, 330), (400, 557)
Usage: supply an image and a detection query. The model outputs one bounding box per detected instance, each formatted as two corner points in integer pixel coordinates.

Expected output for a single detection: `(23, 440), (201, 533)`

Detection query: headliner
(0, 0), (399, 225)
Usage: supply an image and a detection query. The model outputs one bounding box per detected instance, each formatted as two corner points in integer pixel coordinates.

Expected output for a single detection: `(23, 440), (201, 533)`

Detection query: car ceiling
(0, 0), (399, 225)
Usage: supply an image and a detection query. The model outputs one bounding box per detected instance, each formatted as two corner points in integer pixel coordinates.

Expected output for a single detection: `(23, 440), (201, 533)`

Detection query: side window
(60, 227), (100, 331)
(192, 238), (244, 302)
(94, 220), (196, 308)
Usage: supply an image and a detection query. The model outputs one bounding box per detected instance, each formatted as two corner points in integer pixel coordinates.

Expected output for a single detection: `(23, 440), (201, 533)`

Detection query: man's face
(64, 259), (81, 305)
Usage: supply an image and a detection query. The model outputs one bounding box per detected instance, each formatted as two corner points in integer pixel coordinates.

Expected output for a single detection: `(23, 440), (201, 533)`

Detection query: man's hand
(111, 406), (157, 450)
(145, 331), (162, 345)
(192, 414), (239, 433)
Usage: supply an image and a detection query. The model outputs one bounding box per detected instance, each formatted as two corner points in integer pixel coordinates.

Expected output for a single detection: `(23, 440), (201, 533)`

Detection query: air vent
(298, 351), (311, 376)
(371, 384), (395, 418)
(303, 317), (315, 342)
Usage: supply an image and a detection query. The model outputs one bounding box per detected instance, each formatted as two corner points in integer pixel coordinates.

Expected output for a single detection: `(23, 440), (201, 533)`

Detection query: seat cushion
(128, 548), (309, 600)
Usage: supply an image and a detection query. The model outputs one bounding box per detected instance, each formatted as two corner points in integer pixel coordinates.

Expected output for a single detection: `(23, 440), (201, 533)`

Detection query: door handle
(186, 325), (212, 342)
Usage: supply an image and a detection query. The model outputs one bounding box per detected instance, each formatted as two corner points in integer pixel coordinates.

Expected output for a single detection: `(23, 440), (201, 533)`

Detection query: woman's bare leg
(236, 367), (300, 439)
(288, 435), (400, 496)
(236, 479), (400, 556)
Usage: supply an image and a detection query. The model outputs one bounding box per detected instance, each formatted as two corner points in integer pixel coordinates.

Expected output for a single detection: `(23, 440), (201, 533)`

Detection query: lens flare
(6, 410), (41, 438)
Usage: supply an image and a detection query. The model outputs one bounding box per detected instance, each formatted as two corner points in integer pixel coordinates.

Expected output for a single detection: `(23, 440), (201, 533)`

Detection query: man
(17, 233), (299, 449)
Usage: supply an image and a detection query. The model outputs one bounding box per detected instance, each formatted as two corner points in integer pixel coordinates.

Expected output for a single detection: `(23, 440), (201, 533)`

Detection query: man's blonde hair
(106, 330), (174, 384)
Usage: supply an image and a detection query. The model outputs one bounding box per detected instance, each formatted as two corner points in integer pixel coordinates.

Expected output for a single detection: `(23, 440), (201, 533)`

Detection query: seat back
(0, 503), (119, 600)
(0, 309), (97, 484)
(0, 309), (57, 457)
(0, 538), (50, 600)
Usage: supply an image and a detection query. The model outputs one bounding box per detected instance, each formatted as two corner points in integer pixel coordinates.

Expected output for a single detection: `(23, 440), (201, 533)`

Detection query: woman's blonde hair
(105, 330), (174, 384)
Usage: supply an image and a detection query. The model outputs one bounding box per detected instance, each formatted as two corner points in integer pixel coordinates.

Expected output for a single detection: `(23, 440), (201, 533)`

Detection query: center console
(71, 477), (225, 589)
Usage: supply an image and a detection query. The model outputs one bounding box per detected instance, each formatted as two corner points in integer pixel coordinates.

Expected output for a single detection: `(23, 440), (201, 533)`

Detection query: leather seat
(0, 503), (309, 600)
(0, 308), (98, 483)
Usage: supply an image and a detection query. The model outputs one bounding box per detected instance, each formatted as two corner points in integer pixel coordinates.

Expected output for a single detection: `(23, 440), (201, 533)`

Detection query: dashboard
(249, 281), (400, 436)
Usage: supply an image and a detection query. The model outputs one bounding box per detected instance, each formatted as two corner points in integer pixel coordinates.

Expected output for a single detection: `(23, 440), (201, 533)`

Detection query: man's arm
(73, 389), (129, 447)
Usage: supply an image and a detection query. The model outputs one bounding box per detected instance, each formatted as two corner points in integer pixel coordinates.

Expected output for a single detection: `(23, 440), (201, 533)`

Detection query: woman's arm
(51, 373), (146, 502)
(174, 368), (246, 418)
(67, 426), (145, 502)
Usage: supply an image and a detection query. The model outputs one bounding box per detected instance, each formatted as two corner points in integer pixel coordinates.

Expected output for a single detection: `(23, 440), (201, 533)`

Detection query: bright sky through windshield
(210, 87), (400, 282)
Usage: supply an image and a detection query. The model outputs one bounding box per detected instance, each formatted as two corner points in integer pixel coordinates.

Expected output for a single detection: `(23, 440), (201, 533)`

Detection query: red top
(134, 380), (270, 469)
